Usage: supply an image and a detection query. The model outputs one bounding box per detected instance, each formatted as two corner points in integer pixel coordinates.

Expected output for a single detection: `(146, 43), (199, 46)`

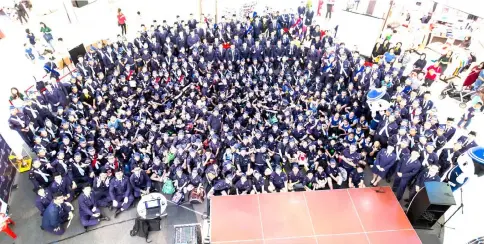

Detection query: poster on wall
(0, 134), (16, 211)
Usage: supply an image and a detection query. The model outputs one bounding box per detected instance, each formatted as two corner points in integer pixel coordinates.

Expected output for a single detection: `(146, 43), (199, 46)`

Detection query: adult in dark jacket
(41, 193), (74, 235)
(371, 145), (397, 186)
(109, 169), (134, 217)
(93, 169), (112, 207)
(78, 186), (110, 229)
(49, 173), (74, 202)
(35, 188), (53, 216)
(29, 159), (52, 191)
(406, 164), (441, 205)
(129, 164), (152, 198)
(393, 151), (421, 200)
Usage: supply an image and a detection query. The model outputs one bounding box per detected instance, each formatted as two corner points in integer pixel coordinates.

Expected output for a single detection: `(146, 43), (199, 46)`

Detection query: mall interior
(0, 0), (483, 243)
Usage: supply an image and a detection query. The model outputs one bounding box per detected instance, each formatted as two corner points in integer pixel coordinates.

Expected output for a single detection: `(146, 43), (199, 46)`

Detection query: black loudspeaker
(406, 181), (456, 229)
(72, 0), (89, 8)
(68, 44), (86, 65)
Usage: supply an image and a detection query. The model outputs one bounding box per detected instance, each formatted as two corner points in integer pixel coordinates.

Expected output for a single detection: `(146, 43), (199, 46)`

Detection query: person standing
(15, 3), (29, 24)
(8, 107), (33, 146)
(41, 192), (74, 235)
(423, 61), (442, 87)
(406, 164), (441, 205)
(40, 22), (55, 51)
(393, 150), (421, 201)
(117, 8), (127, 36)
(438, 51), (453, 79)
(326, 0), (335, 20)
(371, 145), (397, 186)
(462, 62), (484, 88)
(457, 102), (482, 129)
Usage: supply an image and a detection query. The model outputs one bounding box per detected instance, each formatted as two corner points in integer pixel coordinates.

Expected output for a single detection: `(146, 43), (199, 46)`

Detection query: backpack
(162, 179), (175, 195)
(130, 218), (150, 242)
(171, 191), (185, 205)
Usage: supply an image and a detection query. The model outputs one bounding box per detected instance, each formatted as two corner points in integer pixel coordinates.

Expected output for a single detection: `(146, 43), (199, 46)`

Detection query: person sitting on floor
(78, 185), (110, 230)
(35, 188), (53, 216)
(130, 164), (152, 198)
(41, 192), (74, 235)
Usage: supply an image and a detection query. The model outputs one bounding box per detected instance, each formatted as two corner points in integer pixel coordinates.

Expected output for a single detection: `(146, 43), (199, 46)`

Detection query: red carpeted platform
(210, 187), (421, 244)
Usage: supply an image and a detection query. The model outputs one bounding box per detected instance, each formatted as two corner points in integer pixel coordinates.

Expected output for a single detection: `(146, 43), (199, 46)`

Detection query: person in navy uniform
(235, 174), (252, 195)
(130, 164), (152, 198)
(442, 117), (456, 141)
(349, 165), (366, 188)
(68, 152), (95, 192)
(302, 171), (317, 191)
(432, 125), (448, 151)
(374, 114), (398, 147)
(78, 186), (110, 230)
(457, 131), (478, 154)
(44, 83), (67, 111)
(406, 164), (441, 205)
(371, 145), (397, 186)
(388, 126), (409, 147)
(50, 173), (74, 202)
(340, 144), (360, 174)
(438, 142), (462, 177)
(41, 192), (74, 235)
(314, 165), (328, 190)
(420, 142), (439, 167)
(51, 150), (69, 176)
(173, 167), (189, 193)
(287, 164), (304, 191)
(393, 150), (421, 200)
(93, 169), (112, 207)
(250, 170), (266, 194)
(109, 168), (134, 218)
(207, 174), (233, 198)
(386, 139), (411, 182)
(326, 159), (343, 189)
(35, 188), (53, 216)
(186, 170), (203, 194)
(8, 106), (33, 146)
(30, 159), (52, 191)
(268, 165), (288, 192)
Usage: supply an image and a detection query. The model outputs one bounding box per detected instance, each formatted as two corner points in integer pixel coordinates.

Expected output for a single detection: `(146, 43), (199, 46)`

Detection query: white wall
(335, 10), (384, 57)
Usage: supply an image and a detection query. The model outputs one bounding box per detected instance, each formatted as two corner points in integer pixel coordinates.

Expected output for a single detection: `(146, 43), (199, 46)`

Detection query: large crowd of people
(6, 2), (482, 236)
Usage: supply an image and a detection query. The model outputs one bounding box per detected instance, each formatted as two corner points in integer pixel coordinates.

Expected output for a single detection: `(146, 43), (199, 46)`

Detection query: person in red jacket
(424, 61), (442, 87)
(117, 8), (127, 36)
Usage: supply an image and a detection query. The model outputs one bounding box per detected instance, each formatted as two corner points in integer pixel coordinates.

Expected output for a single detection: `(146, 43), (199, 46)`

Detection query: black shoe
(404, 198), (410, 202)
(101, 216), (110, 221)
(404, 203), (410, 208)
(114, 209), (122, 218)
(386, 178), (391, 183)
(84, 226), (88, 231)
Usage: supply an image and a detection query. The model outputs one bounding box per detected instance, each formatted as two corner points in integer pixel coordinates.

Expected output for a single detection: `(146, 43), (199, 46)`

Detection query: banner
(0, 134), (16, 205)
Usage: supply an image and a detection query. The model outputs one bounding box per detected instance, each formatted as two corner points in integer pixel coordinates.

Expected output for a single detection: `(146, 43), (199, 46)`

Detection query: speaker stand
(437, 188), (464, 238)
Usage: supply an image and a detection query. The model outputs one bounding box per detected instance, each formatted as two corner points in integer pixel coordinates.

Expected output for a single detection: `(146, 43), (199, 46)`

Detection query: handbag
(189, 188), (205, 204)
(171, 191), (185, 205)
(162, 179), (175, 195)
(44, 33), (53, 42)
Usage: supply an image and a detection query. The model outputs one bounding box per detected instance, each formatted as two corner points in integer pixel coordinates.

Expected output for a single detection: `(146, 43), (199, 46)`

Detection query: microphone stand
(438, 187), (464, 238)
(375, 185), (385, 193)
